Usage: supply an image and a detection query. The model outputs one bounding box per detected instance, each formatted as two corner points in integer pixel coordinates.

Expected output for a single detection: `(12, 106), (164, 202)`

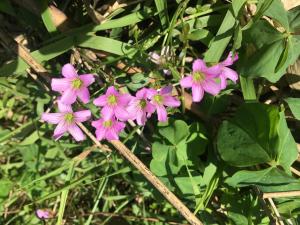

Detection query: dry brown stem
(263, 191), (300, 199)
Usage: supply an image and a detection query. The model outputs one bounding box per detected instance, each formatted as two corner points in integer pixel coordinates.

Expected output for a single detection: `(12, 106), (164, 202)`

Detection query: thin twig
(110, 140), (203, 225)
(263, 191), (300, 199)
(267, 198), (285, 225)
(290, 167), (300, 177)
(77, 123), (111, 153)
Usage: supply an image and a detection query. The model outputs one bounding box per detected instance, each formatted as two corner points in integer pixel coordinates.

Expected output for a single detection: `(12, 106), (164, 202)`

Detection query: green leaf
(238, 20), (300, 82)
(217, 103), (297, 169)
(226, 167), (300, 192)
(204, 0), (246, 62)
(188, 29), (213, 46)
(155, 0), (169, 29)
(285, 97), (300, 120)
(159, 120), (189, 145)
(0, 178), (13, 198)
(40, 0), (58, 34)
(264, 0), (289, 30)
(242, 0), (274, 30)
(276, 111), (298, 171)
(231, 0), (247, 17)
(76, 35), (136, 57)
(287, 5), (300, 32)
(204, 9), (235, 63)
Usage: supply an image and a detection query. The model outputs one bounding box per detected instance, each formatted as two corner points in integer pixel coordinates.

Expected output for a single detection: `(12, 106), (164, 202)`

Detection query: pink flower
(51, 64), (95, 104)
(36, 209), (53, 219)
(41, 101), (91, 141)
(148, 86), (181, 122)
(93, 86), (132, 121)
(180, 59), (221, 102)
(127, 88), (155, 125)
(92, 116), (125, 141)
(219, 52), (239, 89)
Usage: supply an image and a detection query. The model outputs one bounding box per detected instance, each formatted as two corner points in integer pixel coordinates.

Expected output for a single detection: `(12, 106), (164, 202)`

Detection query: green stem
(56, 161), (75, 225)
(239, 75), (257, 101)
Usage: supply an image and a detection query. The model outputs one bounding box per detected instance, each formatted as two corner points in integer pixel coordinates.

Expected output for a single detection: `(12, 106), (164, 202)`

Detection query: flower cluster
(42, 64), (94, 141)
(180, 52), (238, 102)
(42, 52), (237, 142)
(92, 85), (180, 141)
(42, 65), (180, 142)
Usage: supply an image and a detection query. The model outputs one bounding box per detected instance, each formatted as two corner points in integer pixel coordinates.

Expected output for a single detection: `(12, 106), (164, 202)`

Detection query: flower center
(71, 78), (83, 89)
(107, 95), (117, 105)
(103, 120), (113, 128)
(192, 71), (205, 82)
(64, 113), (74, 123)
(153, 94), (163, 104)
(139, 99), (147, 109)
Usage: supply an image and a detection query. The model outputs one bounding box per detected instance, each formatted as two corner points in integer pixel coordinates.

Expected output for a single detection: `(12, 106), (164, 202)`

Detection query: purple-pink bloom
(92, 116), (125, 141)
(180, 59), (221, 102)
(219, 52), (239, 89)
(51, 64), (95, 104)
(127, 88), (155, 126)
(41, 101), (91, 141)
(36, 209), (52, 219)
(93, 86), (132, 121)
(148, 86), (181, 122)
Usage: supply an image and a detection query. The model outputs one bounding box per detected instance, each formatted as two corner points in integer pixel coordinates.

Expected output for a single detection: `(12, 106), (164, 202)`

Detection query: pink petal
(204, 64), (222, 77)
(58, 100), (73, 113)
(68, 124), (85, 141)
(106, 130), (119, 140)
(136, 88), (148, 99)
(106, 86), (119, 95)
(193, 59), (206, 72)
(36, 209), (50, 219)
(145, 103), (156, 115)
(79, 74), (95, 86)
(60, 88), (77, 105)
(118, 94), (132, 106)
(115, 106), (130, 121)
(41, 113), (62, 124)
(51, 78), (70, 92)
(192, 84), (204, 102)
(163, 96), (180, 107)
(92, 119), (102, 128)
(74, 110), (91, 122)
(53, 121), (68, 140)
(202, 79), (221, 96)
(222, 67), (238, 82)
(114, 121), (126, 132)
(62, 64), (78, 78)
(222, 52), (238, 66)
(95, 128), (106, 140)
(156, 105), (168, 122)
(101, 106), (114, 120)
(160, 85), (173, 95)
(77, 88), (90, 104)
(93, 95), (107, 106)
(220, 75), (227, 90)
(127, 99), (139, 119)
(146, 88), (158, 99)
(180, 76), (193, 88)
(136, 111), (147, 125)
